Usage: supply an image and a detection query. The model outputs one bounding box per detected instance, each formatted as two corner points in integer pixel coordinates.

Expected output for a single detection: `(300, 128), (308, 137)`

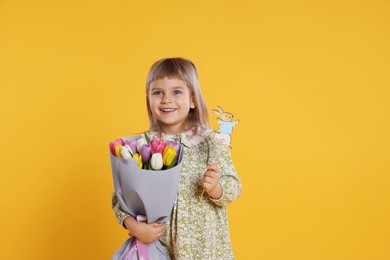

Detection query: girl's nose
(161, 94), (172, 103)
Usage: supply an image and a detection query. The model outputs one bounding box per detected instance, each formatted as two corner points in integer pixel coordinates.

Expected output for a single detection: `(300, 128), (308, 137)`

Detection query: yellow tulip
(115, 144), (123, 158)
(132, 153), (143, 169)
(162, 146), (177, 167)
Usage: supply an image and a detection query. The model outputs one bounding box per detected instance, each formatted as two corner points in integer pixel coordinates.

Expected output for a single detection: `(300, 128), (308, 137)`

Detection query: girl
(112, 57), (242, 259)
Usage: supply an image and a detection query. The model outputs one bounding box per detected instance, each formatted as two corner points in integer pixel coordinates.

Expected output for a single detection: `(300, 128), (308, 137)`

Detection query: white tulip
(150, 153), (163, 170)
(120, 145), (133, 159)
(136, 138), (147, 153)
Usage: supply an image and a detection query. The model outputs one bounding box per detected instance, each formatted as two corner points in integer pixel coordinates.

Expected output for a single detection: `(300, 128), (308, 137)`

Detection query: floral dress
(112, 127), (242, 259)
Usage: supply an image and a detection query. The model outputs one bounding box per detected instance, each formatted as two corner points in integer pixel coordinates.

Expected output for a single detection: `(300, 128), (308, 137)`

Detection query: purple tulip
(136, 138), (148, 153)
(140, 144), (151, 164)
(125, 139), (138, 156)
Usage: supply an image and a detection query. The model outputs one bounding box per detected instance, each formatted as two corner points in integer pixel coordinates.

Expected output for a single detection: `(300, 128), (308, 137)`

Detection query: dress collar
(149, 127), (213, 147)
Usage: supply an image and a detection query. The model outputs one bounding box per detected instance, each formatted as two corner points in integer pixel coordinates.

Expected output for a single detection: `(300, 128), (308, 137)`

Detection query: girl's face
(148, 77), (195, 135)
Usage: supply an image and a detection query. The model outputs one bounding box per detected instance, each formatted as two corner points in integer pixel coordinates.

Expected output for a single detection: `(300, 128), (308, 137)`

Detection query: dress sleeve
(207, 137), (242, 207)
(111, 192), (131, 228)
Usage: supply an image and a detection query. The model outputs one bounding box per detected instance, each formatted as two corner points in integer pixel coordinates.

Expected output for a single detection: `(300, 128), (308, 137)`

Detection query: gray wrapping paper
(110, 136), (183, 260)
(112, 237), (166, 260)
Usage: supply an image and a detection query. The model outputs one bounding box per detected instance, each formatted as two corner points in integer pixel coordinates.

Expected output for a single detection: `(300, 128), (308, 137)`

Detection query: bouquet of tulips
(109, 133), (181, 171)
(109, 133), (183, 260)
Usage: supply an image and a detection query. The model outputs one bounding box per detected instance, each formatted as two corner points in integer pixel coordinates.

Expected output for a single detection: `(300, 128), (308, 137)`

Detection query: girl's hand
(134, 222), (165, 244)
(123, 216), (165, 244)
(202, 164), (223, 199)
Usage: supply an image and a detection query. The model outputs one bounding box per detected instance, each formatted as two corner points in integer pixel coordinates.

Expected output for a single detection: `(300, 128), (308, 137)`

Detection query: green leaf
(167, 155), (178, 169)
(144, 132), (151, 144)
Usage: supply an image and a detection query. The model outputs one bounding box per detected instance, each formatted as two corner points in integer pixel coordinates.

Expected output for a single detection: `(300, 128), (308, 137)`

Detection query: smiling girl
(112, 57), (242, 259)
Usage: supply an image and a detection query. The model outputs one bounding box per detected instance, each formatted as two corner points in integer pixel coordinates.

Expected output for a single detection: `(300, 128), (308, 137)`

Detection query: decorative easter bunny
(213, 106), (239, 147)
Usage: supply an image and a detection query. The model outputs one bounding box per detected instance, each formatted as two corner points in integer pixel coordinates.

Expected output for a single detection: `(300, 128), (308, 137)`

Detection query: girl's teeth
(162, 109), (175, 112)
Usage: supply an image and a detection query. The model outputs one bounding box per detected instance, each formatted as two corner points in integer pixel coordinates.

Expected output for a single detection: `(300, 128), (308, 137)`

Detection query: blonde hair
(146, 57), (209, 134)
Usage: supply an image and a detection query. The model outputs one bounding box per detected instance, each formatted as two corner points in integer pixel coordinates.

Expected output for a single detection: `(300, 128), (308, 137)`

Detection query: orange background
(1, 0), (389, 259)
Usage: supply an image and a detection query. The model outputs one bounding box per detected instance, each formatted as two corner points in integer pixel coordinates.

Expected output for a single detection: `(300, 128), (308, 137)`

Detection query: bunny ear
(217, 106), (224, 113)
(213, 109), (222, 116)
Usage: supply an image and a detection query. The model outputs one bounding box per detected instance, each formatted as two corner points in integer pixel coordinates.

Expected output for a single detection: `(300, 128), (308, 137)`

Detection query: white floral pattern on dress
(112, 127), (242, 259)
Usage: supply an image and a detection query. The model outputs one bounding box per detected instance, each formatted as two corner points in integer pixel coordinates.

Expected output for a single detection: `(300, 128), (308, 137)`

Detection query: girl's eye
(173, 90), (182, 95)
(152, 91), (163, 96)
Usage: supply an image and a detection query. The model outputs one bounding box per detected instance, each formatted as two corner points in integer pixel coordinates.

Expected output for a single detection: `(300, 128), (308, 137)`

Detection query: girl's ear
(190, 96), (196, 109)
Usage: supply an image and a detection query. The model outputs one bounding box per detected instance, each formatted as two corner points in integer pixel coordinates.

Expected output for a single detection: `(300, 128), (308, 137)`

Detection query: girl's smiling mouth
(160, 108), (177, 113)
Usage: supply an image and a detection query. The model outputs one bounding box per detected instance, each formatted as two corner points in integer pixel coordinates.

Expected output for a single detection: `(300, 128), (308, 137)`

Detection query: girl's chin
(159, 123), (185, 134)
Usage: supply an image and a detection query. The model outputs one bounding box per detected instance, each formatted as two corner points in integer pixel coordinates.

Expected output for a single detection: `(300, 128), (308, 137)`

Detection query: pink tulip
(151, 139), (166, 154)
(109, 138), (125, 156)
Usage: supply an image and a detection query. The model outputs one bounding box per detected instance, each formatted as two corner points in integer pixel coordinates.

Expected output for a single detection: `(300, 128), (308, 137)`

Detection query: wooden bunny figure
(213, 106), (240, 147)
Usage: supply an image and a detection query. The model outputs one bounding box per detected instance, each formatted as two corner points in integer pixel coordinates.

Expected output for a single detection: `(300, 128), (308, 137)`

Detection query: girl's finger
(203, 171), (212, 178)
(205, 169), (217, 176)
(204, 171), (220, 180)
(203, 182), (216, 192)
(203, 175), (214, 182)
(202, 182), (211, 190)
(207, 164), (219, 172)
(203, 176), (217, 185)
(202, 176), (210, 184)
(157, 226), (164, 233)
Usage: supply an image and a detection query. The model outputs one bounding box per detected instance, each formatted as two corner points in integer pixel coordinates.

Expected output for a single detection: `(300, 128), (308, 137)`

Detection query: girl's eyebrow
(150, 86), (186, 91)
